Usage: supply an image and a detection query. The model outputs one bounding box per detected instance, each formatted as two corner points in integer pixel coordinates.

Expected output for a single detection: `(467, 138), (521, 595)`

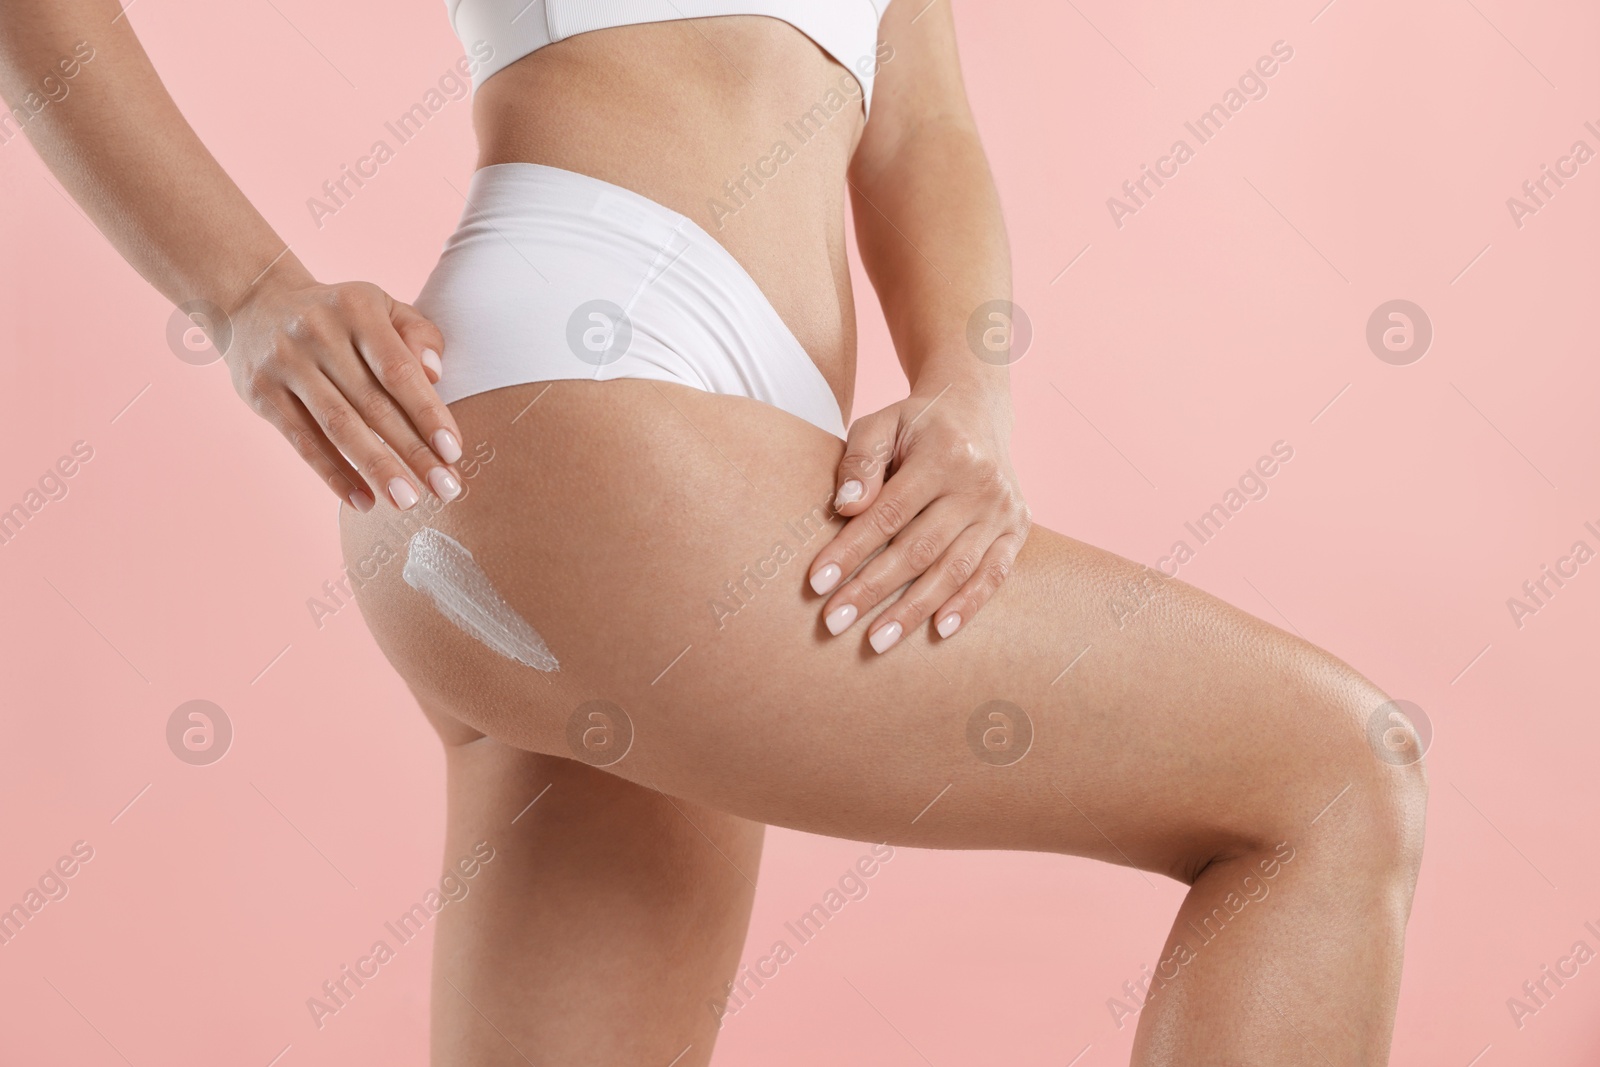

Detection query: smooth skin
(342, 376), (1427, 1064)
(4, 2), (1429, 1064)
(353, 7), (1421, 1065)
(423, 722), (766, 1066)
(0, 3), (767, 1065)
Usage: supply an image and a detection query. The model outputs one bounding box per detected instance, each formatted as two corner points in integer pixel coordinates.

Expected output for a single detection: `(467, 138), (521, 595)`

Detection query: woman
(3, 2), (1427, 1064)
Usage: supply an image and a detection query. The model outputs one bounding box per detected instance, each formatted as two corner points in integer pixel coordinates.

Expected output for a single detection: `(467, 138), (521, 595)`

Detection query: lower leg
(1130, 769), (1427, 1064)
(428, 737), (764, 1067)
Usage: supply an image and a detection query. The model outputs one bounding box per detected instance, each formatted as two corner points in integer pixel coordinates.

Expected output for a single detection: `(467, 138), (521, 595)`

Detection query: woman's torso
(472, 17), (866, 416)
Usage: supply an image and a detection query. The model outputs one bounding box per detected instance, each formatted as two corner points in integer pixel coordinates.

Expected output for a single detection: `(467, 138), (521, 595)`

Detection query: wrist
(908, 355), (1011, 400)
(221, 249), (316, 320)
(906, 362), (1014, 434)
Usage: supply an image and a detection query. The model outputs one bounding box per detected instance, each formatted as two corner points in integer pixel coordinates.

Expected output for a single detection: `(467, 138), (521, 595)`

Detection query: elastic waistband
(461, 162), (700, 245)
(422, 161), (848, 439)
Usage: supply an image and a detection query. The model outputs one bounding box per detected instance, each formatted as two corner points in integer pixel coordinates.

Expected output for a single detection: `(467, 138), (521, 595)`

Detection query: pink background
(2, 0), (1596, 1063)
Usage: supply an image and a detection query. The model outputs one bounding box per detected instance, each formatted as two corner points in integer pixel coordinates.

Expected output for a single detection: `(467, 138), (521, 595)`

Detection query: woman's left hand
(806, 380), (1031, 653)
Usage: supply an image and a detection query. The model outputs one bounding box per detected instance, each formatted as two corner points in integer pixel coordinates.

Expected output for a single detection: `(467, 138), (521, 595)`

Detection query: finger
(832, 409), (898, 516)
(327, 348), (463, 505)
(348, 287), (462, 468)
(819, 500), (965, 641)
(806, 465), (940, 599)
(864, 524), (993, 653)
(293, 375), (424, 511)
(390, 297), (446, 383)
(930, 530), (1027, 641)
(344, 308), (465, 497)
(254, 385), (376, 512)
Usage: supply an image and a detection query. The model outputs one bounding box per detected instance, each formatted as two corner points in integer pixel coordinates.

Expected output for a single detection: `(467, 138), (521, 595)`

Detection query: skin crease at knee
(403, 527), (560, 671)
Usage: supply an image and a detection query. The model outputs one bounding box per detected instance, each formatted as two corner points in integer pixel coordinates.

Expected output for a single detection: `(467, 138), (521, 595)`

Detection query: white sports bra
(448, 0), (893, 116)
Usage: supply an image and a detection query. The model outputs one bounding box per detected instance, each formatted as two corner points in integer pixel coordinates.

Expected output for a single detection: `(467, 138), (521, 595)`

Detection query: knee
(1165, 657), (1428, 892)
(1278, 655), (1430, 884)
(1171, 644), (1429, 892)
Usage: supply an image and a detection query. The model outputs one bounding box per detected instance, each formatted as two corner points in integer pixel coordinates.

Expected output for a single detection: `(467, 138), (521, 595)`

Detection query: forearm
(0, 0), (311, 314)
(849, 119), (1013, 401)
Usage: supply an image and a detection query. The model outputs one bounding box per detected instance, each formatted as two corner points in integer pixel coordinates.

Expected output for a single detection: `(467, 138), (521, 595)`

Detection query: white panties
(416, 162), (848, 439)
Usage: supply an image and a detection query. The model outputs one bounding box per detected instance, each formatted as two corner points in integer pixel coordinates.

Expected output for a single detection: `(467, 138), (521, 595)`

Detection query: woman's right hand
(221, 274), (465, 513)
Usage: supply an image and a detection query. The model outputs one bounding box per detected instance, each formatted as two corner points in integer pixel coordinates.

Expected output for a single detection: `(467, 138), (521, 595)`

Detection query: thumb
(833, 409), (897, 516)
(390, 298), (446, 384)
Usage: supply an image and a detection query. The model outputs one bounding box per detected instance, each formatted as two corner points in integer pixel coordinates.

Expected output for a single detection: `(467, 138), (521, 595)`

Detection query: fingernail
(835, 479), (864, 506)
(810, 562), (841, 595)
(428, 467), (462, 502)
(870, 621), (903, 654)
(432, 428), (463, 463)
(388, 477), (420, 510)
(347, 488), (375, 513)
(421, 347), (443, 378)
(824, 603), (857, 636)
(937, 613), (962, 639)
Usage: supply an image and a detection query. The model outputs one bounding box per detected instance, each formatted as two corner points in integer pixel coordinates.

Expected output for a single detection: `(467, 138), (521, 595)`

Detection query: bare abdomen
(471, 16), (864, 415)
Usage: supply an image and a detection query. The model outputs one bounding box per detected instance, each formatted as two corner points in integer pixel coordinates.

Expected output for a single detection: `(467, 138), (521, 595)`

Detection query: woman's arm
(806, 0), (1031, 652)
(0, 0), (464, 512)
(848, 0), (1014, 401)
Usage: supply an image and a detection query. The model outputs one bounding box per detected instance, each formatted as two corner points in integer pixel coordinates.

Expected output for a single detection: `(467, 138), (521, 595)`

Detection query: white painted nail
(388, 477), (420, 510)
(428, 466), (462, 502)
(870, 621), (903, 654)
(347, 488), (374, 513)
(824, 603), (857, 636)
(421, 347), (443, 377)
(937, 613), (962, 639)
(835, 479), (864, 506)
(432, 428), (463, 463)
(810, 562), (841, 595)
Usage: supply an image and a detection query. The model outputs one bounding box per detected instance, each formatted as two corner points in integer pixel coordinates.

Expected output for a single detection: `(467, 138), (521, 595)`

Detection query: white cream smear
(403, 528), (559, 671)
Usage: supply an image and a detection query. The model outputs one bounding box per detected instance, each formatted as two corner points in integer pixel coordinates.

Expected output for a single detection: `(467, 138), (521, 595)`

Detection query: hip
(415, 161), (849, 438)
(467, 17), (864, 406)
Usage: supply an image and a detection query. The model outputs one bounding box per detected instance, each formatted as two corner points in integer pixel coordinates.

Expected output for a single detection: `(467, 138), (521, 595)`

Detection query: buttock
(415, 162), (848, 439)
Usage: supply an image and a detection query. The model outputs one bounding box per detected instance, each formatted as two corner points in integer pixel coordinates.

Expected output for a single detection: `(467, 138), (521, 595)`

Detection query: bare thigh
(340, 378), (1422, 880)
(419, 702), (764, 1067)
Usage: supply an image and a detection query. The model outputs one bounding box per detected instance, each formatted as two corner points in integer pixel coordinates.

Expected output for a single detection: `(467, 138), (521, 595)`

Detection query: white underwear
(416, 162), (848, 439)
